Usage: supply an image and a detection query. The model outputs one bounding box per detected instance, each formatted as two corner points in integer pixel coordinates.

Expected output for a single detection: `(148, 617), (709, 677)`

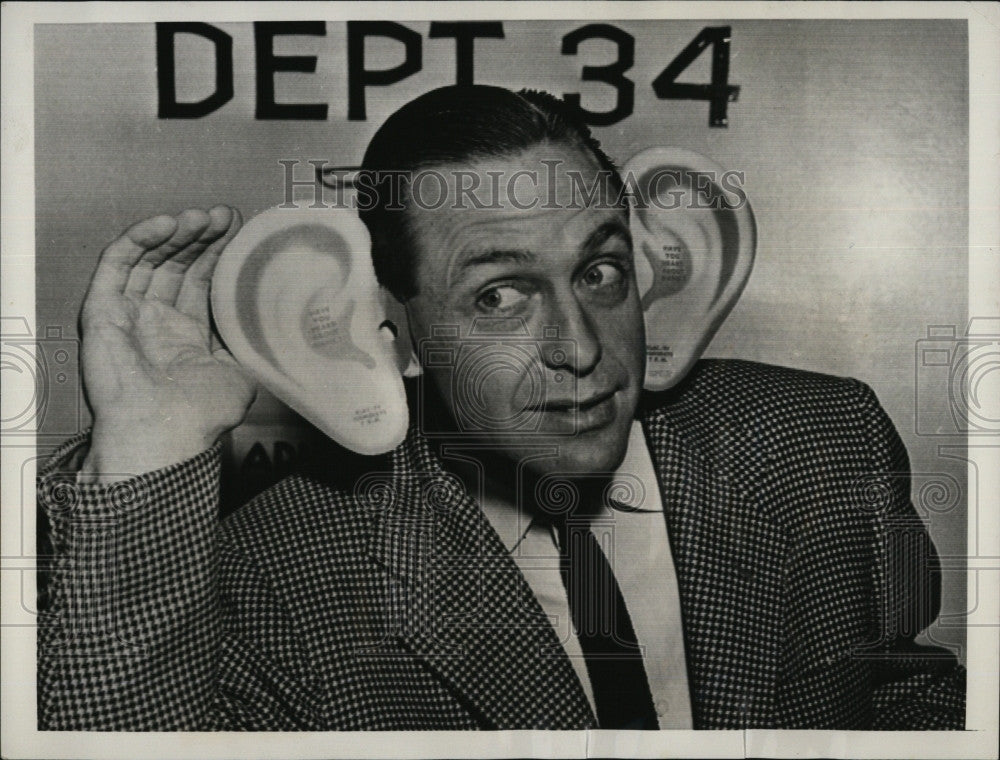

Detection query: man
(37, 85), (964, 730)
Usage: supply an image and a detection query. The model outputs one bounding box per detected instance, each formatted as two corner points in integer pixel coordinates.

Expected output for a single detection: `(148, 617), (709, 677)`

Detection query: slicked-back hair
(357, 85), (624, 301)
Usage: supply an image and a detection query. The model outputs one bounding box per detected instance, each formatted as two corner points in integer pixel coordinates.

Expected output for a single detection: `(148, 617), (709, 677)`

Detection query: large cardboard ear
(626, 147), (756, 391)
(211, 205), (410, 455)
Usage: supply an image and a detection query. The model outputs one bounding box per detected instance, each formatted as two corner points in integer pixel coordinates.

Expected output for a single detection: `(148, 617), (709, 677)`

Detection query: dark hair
(357, 85), (623, 301)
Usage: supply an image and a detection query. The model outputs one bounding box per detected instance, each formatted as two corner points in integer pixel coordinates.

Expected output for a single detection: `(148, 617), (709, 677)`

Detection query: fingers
(127, 208), (211, 300)
(87, 207), (238, 307)
(122, 208), (211, 297)
(144, 206), (236, 304)
(87, 214), (179, 298)
(175, 206), (243, 322)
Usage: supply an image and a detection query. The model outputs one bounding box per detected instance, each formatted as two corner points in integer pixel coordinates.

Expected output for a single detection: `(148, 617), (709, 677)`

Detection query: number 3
(561, 24), (635, 127)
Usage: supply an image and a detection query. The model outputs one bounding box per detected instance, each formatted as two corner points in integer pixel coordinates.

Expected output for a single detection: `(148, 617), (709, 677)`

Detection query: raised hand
(80, 206), (257, 479)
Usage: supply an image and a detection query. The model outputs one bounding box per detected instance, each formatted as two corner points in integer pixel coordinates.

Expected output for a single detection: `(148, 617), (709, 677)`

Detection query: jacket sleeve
(36, 432), (323, 731)
(851, 382), (966, 730)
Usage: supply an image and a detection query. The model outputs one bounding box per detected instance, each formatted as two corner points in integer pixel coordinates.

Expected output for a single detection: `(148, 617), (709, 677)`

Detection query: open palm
(81, 206), (256, 474)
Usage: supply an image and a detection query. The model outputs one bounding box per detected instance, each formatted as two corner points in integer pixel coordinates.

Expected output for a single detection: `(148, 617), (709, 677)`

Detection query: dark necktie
(556, 518), (659, 729)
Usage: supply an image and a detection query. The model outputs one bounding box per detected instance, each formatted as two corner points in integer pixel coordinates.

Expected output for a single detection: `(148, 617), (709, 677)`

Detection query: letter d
(157, 22), (234, 118)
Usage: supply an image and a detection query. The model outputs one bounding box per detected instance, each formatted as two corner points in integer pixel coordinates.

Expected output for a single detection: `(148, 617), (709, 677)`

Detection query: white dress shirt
(478, 421), (693, 729)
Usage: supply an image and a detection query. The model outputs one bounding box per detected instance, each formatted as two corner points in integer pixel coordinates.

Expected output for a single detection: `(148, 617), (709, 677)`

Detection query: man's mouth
(526, 386), (621, 433)
(537, 387), (618, 413)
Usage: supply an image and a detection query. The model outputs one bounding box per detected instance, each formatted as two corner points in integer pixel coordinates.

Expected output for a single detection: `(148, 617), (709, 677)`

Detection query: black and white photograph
(2, 2), (998, 758)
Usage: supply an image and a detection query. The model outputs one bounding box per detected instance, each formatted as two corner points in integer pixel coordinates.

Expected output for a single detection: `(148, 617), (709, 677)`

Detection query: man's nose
(541, 292), (601, 376)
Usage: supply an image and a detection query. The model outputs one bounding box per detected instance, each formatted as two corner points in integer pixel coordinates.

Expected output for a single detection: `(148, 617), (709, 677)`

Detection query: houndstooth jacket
(36, 360), (965, 730)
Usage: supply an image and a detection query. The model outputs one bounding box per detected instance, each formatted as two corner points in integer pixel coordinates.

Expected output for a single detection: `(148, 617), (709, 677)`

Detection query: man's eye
(476, 285), (528, 311)
(582, 262), (625, 289)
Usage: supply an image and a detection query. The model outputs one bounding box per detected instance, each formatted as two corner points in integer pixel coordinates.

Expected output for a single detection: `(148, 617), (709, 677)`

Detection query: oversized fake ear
(211, 205), (412, 455)
(626, 147), (757, 391)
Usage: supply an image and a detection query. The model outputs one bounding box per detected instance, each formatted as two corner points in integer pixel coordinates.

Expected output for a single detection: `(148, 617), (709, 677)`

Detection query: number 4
(653, 26), (740, 127)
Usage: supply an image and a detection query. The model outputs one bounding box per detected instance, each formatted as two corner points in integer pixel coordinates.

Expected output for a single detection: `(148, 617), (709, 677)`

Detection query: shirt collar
(477, 420), (659, 553)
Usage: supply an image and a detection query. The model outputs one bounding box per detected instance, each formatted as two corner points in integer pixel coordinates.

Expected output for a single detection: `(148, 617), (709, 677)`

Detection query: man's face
(403, 141), (645, 476)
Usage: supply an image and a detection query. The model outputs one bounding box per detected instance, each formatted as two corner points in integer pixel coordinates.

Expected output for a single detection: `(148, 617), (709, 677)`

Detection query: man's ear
(625, 147), (757, 391)
(211, 205), (411, 455)
(382, 290), (422, 377)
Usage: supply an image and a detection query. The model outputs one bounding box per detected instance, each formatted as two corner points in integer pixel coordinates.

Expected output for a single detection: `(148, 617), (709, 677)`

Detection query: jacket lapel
(641, 414), (720, 586)
(367, 431), (595, 730)
(642, 404), (780, 727)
